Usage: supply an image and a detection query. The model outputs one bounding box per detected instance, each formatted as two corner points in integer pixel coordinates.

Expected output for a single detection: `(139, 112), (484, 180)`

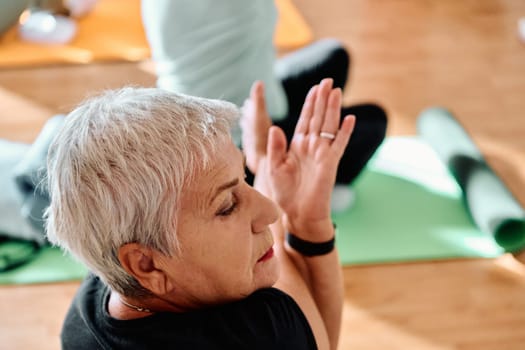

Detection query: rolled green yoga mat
(417, 107), (525, 252)
(333, 136), (509, 265)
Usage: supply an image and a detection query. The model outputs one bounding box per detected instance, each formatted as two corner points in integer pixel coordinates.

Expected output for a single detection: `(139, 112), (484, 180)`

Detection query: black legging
(274, 39), (387, 185)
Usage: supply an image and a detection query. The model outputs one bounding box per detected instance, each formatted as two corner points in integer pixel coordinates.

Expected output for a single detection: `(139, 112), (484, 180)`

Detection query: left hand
(240, 82), (272, 176)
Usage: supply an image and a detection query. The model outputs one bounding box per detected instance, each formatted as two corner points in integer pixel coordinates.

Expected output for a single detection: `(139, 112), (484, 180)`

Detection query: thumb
(267, 126), (287, 170)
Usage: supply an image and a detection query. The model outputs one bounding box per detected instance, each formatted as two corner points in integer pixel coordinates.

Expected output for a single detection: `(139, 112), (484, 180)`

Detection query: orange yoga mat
(0, 0), (313, 68)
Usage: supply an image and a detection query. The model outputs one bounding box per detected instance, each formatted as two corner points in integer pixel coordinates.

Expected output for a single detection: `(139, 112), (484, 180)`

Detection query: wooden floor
(1, 0), (525, 349)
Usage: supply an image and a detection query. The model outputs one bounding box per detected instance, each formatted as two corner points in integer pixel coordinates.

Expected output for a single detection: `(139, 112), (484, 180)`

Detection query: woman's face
(159, 140), (280, 308)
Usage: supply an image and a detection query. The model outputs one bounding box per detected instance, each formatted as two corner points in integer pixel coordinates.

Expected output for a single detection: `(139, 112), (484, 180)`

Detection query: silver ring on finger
(320, 131), (336, 140)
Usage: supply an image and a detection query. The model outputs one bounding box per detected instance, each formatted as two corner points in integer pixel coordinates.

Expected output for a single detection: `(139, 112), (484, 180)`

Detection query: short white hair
(45, 87), (239, 297)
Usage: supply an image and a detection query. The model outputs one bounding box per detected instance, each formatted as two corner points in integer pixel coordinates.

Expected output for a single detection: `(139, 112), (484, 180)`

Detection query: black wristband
(286, 230), (336, 257)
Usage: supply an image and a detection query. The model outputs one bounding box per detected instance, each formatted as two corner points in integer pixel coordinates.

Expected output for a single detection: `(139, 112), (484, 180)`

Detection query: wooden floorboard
(1, 1), (525, 349)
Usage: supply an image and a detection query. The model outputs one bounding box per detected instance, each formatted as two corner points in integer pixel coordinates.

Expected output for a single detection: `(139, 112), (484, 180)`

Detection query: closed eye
(216, 196), (238, 216)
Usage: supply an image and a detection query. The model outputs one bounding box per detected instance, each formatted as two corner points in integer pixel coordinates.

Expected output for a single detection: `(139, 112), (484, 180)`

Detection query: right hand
(266, 79), (355, 238)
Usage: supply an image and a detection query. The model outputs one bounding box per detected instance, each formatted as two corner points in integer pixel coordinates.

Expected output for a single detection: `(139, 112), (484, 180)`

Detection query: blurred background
(0, 0), (524, 349)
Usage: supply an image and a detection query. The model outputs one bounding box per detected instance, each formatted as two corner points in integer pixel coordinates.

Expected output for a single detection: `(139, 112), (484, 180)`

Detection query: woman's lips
(257, 247), (274, 263)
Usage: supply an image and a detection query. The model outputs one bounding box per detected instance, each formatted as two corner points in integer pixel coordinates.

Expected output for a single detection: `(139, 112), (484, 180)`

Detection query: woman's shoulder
(227, 287), (313, 332)
(245, 287), (299, 309)
(220, 287), (316, 348)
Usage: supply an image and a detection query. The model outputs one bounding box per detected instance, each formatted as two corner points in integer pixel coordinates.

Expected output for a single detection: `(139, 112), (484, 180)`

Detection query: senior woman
(45, 78), (354, 349)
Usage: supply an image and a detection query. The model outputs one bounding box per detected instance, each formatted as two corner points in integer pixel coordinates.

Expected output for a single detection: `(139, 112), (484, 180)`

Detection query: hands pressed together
(241, 78), (355, 242)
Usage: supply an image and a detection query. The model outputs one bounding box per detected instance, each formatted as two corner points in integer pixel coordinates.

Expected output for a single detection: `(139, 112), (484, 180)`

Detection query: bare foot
(240, 81), (273, 174)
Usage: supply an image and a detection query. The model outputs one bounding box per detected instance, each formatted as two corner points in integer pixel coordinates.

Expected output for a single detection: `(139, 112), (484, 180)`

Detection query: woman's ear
(118, 243), (174, 295)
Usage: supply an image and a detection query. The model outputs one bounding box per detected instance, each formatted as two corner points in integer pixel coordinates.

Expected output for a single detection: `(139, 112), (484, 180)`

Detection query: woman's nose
(250, 188), (279, 233)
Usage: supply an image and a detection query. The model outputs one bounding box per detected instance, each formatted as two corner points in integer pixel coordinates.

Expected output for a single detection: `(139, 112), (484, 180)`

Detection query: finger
(267, 126), (288, 170)
(331, 115), (356, 157)
(308, 78), (333, 134)
(251, 81), (267, 116)
(240, 83), (259, 130)
(294, 84), (318, 135)
(320, 88), (342, 137)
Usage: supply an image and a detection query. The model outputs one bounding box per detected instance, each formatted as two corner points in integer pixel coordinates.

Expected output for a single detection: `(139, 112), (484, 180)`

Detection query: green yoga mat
(0, 243), (87, 284)
(417, 107), (525, 252)
(334, 135), (510, 265)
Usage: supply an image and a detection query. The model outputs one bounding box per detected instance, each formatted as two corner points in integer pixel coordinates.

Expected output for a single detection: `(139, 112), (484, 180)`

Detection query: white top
(141, 0), (288, 120)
